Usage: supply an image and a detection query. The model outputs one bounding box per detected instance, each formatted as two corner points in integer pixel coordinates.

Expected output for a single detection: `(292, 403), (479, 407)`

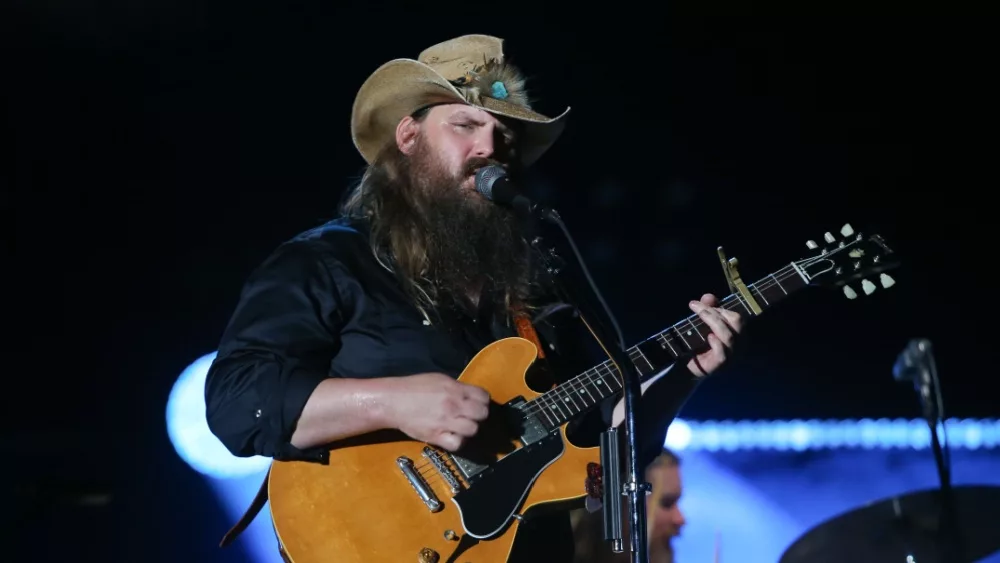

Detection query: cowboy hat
(350, 34), (570, 166)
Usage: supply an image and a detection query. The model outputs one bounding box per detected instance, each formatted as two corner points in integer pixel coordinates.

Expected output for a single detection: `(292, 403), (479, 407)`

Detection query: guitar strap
(219, 467), (270, 547)
(513, 309), (546, 358)
(218, 311), (547, 549)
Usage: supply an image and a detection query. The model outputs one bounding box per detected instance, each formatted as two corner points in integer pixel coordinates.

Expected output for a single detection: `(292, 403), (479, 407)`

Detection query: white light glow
(166, 351), (271, 479)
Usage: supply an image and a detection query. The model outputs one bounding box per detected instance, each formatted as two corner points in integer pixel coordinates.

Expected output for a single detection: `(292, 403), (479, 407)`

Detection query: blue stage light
(166, 351), (271, 479)
(673, 418), (1000, 452)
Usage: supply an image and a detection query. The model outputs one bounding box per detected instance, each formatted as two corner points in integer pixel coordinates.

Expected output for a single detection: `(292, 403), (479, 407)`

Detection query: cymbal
(780, 485), (1000, 563)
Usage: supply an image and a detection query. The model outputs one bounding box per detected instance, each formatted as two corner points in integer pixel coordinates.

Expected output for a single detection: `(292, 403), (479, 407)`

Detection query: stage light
(166, 351), (271, 479)
(665, 418), (692, 450)
(673, 418), (1000, 452)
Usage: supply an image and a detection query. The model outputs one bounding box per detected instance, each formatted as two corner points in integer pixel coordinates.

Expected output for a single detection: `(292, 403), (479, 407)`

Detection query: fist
(385, 372), (491, 452)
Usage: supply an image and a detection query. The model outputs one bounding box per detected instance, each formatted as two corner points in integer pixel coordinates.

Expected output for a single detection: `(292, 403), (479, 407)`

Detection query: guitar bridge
(397, 456), (443, 513)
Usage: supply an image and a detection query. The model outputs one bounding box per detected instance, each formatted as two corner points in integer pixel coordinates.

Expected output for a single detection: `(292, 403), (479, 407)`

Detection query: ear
(395, 115), (421, 155)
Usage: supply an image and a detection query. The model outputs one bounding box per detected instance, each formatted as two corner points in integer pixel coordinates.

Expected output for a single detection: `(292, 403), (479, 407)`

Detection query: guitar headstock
(796, 223), (900, 299)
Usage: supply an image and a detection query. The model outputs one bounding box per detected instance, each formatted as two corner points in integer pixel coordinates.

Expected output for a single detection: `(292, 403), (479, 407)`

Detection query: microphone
(893, 338), (941, 423)
(893, 338), (932, 384)
(475, 166), (558, 222)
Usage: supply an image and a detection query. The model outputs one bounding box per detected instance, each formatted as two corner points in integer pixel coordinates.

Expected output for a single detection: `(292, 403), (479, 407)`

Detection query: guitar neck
(530, 263), (809, 429)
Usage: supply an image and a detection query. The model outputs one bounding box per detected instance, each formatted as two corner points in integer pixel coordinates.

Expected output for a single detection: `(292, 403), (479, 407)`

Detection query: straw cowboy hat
(350, 34), (570, 166)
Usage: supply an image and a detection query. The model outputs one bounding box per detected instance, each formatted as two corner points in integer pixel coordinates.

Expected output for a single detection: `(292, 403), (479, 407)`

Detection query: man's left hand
(686, 293), (744, 377)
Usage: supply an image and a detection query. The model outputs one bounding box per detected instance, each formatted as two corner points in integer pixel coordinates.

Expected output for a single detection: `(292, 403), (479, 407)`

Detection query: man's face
(410, 103), (517, 194)
(647, 462), (686, 559)
(389, 103), (532, 307)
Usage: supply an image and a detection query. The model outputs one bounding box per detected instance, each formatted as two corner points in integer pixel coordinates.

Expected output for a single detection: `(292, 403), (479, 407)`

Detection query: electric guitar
(266, 224), (900, 562)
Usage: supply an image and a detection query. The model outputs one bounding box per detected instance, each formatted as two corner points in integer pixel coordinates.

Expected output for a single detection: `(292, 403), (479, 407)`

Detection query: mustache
(464, 157), (506, 177)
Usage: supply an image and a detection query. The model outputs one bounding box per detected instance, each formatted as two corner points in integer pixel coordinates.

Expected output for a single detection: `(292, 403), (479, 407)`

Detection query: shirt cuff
(260, 363), (330, 462)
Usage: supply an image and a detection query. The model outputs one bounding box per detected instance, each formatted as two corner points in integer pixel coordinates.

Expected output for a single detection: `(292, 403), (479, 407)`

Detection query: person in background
(572, 448), (688, 563)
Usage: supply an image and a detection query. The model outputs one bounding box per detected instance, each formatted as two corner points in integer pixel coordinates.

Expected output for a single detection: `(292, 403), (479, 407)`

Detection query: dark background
(7, 4), (994, 561)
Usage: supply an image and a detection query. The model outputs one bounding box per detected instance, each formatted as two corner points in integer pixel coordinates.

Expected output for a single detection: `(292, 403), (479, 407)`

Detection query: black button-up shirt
(204, 216), (698, 561)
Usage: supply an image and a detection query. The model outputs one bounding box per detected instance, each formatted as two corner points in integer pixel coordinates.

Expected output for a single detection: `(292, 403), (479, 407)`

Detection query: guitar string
(525, 241), (871, 421)
(516, 264), (804, 421)
(523, 265), (803, 421)
(409, 266), (805, 479)
(409, 265), (808, 478)
(411, 248), (875, 481)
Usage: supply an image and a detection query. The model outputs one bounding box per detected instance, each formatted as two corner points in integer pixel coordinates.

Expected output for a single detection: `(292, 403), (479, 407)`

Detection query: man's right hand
(382, 372), (491, 452)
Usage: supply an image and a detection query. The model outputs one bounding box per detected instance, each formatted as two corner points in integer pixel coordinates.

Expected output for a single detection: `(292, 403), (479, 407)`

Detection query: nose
(673, 507), (686, 529)
(471, 127), (496, 159)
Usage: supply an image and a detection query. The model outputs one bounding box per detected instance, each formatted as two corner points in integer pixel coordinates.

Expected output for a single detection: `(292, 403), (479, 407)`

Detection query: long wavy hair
(339, 118), (539, 320)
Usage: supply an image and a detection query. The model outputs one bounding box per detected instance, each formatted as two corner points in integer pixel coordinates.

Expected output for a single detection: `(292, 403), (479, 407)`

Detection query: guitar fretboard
(522, 263), (808, 430)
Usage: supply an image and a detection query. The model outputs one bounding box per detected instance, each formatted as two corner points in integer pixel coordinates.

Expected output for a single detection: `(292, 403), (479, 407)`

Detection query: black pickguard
(451, 430), (564, 539)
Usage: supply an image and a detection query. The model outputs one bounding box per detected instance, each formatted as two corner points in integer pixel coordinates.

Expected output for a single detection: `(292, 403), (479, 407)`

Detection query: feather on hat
(350, 34), (570, 166)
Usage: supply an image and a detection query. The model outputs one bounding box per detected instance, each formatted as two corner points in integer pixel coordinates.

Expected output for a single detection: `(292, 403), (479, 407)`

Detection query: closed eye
(659, 495), (679, 509)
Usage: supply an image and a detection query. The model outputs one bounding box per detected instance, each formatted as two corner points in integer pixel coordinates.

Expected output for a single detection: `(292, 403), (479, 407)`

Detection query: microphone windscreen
(475, 166), (508, 201)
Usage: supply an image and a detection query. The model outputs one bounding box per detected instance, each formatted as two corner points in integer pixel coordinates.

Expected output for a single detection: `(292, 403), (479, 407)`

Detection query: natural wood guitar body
(268, 337), (600, 563)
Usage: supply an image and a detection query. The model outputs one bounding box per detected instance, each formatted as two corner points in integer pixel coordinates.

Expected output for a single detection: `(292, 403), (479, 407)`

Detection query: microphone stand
(896, 340), (963, 560)
(918, 344), (964, 561)
(525, 205), (649, 563)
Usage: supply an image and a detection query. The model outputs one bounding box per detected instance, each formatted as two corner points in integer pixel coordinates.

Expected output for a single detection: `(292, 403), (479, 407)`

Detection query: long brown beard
(345, 139), (539, 318)
(407, 140), (535, 313)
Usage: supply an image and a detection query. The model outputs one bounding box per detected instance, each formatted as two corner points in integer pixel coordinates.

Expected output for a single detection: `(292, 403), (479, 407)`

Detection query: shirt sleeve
(630, 362), (702, 470)
(204, 239), (348, 463)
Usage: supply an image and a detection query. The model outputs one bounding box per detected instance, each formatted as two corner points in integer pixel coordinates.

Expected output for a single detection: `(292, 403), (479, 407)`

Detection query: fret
(665, 334), (681, 357)
(687, 317), (707, 342)
(726, 294), (754, 318)
(637, 336), (677, 368)
(589, 364), (622, 398)
(549, 399), (567, 420)
(682, 317), (710, 343)
(634, 347), (656, 373)
(536, 401), (556, 428)
(579, 366), (617, 410)
(526, 264), (811, 429)
(756, 282), (780, 308)
(576, 377), (598, 404)
(770, 273), (787, 294)
(536, 395), (559, 428)
(671, 325), (692, 351)
(560, 385), (583, 412)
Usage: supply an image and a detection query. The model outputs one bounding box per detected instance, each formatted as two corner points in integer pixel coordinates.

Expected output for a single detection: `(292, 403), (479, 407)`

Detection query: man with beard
(204, 34), (743, 562)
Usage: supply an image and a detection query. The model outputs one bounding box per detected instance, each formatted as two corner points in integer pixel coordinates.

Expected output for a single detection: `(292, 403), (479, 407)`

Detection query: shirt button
(255, 409), (262, 418)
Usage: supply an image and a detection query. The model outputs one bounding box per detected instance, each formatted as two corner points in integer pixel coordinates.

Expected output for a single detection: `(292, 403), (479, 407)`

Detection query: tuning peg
(840, 223), (855, 237)
(862, 279), (876, 295)
(880, 273), (895, 289)
(806, 240), (818, 249)
(824, 232), (835, 243)
(843, 285), (857, 299)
